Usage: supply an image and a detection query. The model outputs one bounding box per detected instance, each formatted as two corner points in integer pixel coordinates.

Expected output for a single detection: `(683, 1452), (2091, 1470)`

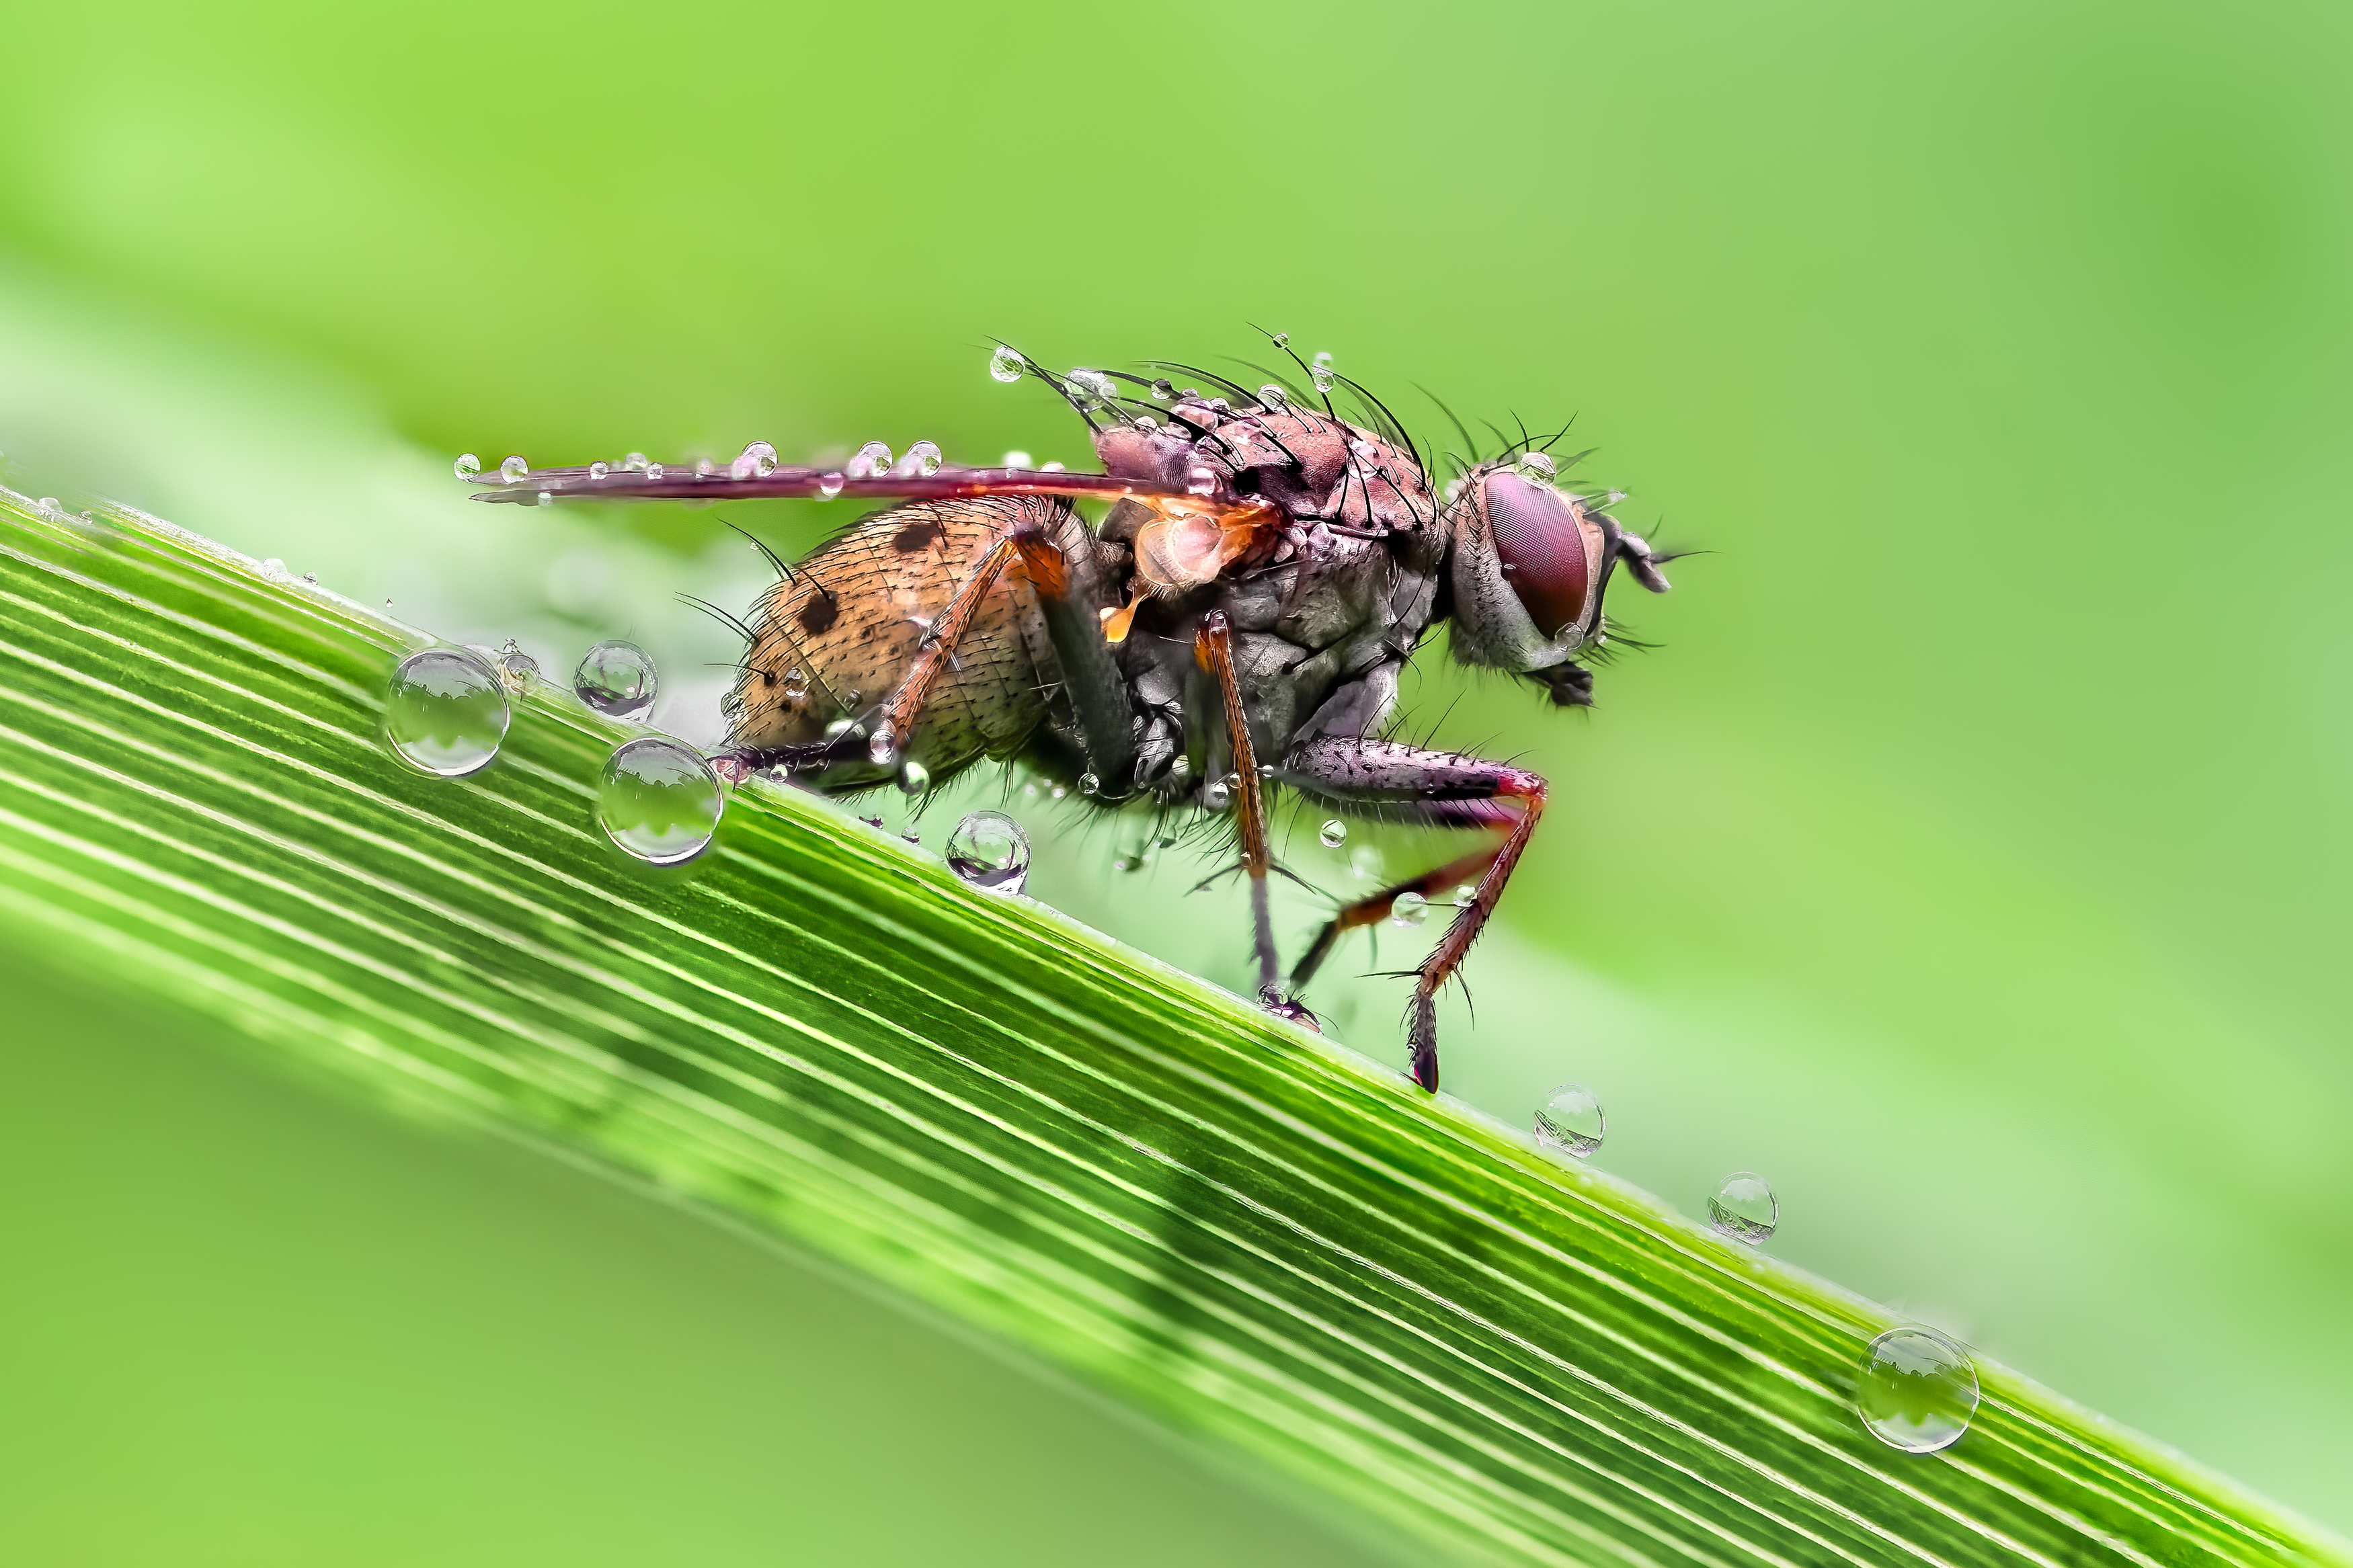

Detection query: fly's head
(1442, 459), (1673, 706)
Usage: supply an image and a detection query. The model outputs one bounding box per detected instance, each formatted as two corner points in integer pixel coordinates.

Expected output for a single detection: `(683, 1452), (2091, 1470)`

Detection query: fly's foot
(1407, 991), (1439, 1093)
(1257, 984), (1322, 1034)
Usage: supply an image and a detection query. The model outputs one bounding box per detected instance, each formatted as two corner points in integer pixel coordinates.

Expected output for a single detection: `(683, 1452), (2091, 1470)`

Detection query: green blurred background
(3, 0), (2348, 1557)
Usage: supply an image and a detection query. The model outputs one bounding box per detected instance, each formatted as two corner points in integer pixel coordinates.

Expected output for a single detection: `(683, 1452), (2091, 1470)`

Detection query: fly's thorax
(1443, 460), (1618, 673)
(1095, 397), (1434, 536)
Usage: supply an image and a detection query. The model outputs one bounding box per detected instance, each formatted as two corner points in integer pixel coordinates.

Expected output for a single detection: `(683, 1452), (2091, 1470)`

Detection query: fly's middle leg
(1282, 737), (1548, 1092)
(1193, 610), (1281, 1001)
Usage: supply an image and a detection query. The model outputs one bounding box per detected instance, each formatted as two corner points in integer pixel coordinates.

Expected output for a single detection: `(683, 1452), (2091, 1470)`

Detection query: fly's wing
(462, 454), (1216, 509)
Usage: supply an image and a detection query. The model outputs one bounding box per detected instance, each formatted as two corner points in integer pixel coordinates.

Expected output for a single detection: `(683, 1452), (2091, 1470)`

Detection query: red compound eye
(1484, 471), (1596, 640)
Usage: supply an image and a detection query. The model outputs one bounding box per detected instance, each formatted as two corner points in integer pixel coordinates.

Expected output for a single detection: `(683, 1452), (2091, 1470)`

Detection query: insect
(463, 342), (1678, 1091)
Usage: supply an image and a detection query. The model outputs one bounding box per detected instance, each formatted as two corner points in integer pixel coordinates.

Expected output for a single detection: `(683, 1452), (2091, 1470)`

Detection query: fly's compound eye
(1483, 470), (1603, 641)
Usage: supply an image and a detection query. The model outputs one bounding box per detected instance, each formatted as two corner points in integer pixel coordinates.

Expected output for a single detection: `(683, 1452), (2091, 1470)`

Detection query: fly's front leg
(1193, 610), (1281, 1001)
(1283, 737), (1548, 1092)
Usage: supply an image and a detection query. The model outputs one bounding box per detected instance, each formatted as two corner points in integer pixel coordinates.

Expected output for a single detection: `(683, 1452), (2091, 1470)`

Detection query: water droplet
(494, 638), (541, 692)
(596, 737), (723, 864)
(733, 440), (779, 479)
(1270, 331), (1289, 347)
(1310, 351), (1335, 393)
(260, 557), (287, 579)
(869, 725), (900, 767)
(1513, 450), (1557, 487)
(898, 757), (931, 796)
(989, 345), (1026, 383)
(1257, 763), (1276, 779)
(1318, 819), (1348, 849)
(588, 460), (610, 479)
(1203, 778), (1232, 811)
(848, 440), (893, 480)
(1002, 450), (1033, 469)
(34, 497), (61, 514)
(1708, 1171), (1779, 1243)
(946, 810), (1031, 894)
(817, 472), (845, 499)
(1259, 384), (1289, 410)
(1534, 1083), (1605, 1158)
(1856, 1329), (1980, 1454)
(1132, 414), (1157, 431)
(385, 648), (509, 778)
(1148, 378), (1175, 401)
(1452, 884), (1476, 909)
(782, 666), (810, 700)
(1390, 891), (1429, 927)
(534, 490), (555, 507)
(1077, 771), (1101, 796)
(1039, 460), (1066, 473)
(824, 716), (861, 741)
(899, 439), (943, 478)
(645, 461), (665, 479)
(301, 571), (318, 584)
(499, 454), (529, 483)
(1607, 489), (1628, 505)
(453, 453), (481, 479)
(694, 457), (717, 477)
(1049, 784), (1067, 800)
(623, 452), (650, 472)
(573, 638), (659, 722)
(1068, 368), (1117, 405)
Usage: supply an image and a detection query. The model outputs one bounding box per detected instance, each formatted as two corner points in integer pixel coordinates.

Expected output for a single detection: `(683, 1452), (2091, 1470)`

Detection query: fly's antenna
(719, 515), (795, 584)
(678, 593), (759, 646)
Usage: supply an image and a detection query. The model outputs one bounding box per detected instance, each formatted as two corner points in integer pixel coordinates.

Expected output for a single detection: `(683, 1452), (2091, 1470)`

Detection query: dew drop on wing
(1318, 819), (1348, 850)
(453, 453), (481, 479)
(385, 648), (509, 778)
(596, 737), (723, 865)
(1856, 1329), (1979, 1454)
(945, 810), (1030, 895)
(499, 454), (529, 483)
(573, 638), (659, 722)
(1708, 1171), (1779, 1243)
(1390, 891), (1429, 927)
(989, 345), (1025, 383)
(1533, 1083), (1605, 1158)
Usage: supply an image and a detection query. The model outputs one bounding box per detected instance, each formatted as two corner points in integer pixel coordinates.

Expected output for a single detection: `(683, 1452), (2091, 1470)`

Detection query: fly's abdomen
(728, 497), (1066, 785)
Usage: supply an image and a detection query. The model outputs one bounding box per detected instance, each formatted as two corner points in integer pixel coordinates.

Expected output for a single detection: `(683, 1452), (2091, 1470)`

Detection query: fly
(462, 341), (1682, 1092)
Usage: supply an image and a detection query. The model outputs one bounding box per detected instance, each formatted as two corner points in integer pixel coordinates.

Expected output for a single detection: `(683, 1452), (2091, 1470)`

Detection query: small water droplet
(1132, 414), (1157, 431)
(1067, 368), (1117, 405)
(385, 648), (509, 778)
(781, 666), (809, 700)
(1453, 884), (1476, 909)
(454, 453), (481, 479)
(35, 497), (61, 514)
(1708, 1171), (1779, 1244)
(989, 345), (1026, 383)
(645, 461), (665, 479)
(817, 472), (845, 499)
(1049, 784), (1067, 800)
(301, 571), (318, 584)
(1259, 384), (1289, 410)
(1534, 1083), (1605, 1158)
(1148, 378), (1175, 401)
(623, 452), (650, 472)
(596, 737), (723, 864)
(1856, 1329), (1980, 1454)
(694, 457), (717, 477)
(1391, 891), (1429, 927)
(1607, 489), (1628, 505)
(1076, 771), (1101, 796)
(499, 455), (529, 483)
(1002, 450), (1033, 469)
(573, 638), (659, 722)
(733, 440), (779, 479)
(1039, 460), (1066, 473)
(899, 439), (943, 478)
(1310, 352), (1335, 393)
(1257, 763), (1276, 779)
(1318, 819), (1348, 850)
(946, 810), (1031, 894)
(848, 440), (893, 480)
(1270, 331), (1289, 347)
(898, 757), (931, 796)
(1513, 450), (1557, 487)
(824, 716), (861, 741)
(260, 557), (287, 579)
(869, 725), (900, 767)
(1203, 778), (1233, 811)
(534, 490), (555, 506)
(494, 638), (541, 692)
(588, 460), (610, 479)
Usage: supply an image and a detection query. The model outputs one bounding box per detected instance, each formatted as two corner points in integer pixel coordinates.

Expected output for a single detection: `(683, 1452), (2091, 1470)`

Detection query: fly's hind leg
(1283, 737), (1548, 1092)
